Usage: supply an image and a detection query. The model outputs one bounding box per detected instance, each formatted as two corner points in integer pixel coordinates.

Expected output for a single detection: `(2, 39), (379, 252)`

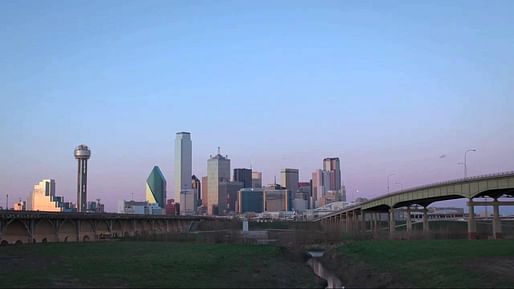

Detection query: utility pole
(387, 173), (395, 194)
(464, 149), (477, 178)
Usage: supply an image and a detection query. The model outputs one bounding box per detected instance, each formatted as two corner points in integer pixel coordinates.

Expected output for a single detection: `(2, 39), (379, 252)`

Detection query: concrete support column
(29, 220), (35, 243)
(369, 213), (374, 232)
(492, 199), (502, 239)
(361, 212), (366, 231)
(422, 207), (429, 233)
(371, 213), (376, 231)
(353, 212), (359, 232)
(467, 199), (477, 240)
(389, 208), (395, 238)
(354, 211), (359, 232)
(76, 220), (81, 242)
(406, 207), (412, 233)
(344, 213), (349, 232)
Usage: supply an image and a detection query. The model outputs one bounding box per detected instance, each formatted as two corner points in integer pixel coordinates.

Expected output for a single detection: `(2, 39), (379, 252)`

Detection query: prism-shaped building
(146, 166), (167, 209)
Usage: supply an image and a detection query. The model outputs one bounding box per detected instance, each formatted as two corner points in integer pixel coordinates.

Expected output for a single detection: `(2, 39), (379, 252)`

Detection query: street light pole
(387, 173), (395, 194)
(464, 149), (477, 178)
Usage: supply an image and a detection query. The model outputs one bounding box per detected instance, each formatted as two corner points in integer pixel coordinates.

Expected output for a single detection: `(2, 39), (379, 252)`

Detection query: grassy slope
(0, 241), (320, 288)
(338, 240), (514, 288)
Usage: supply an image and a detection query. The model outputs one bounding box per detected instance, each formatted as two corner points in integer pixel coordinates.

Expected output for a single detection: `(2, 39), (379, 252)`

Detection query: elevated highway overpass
(316, 171), (514, 239)
(0, 211), (218, 245)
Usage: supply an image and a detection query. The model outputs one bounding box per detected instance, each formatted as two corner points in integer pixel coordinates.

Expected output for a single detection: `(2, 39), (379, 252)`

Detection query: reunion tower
(74, 144), (91, 212)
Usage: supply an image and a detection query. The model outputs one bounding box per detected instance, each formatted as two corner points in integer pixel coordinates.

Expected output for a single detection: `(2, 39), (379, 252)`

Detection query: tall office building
(192, 175), (201, 206)
(238, 188), (265, 214)
(175, 132), (194, 215)
(207, 149), (230, 215)
(218, 181), (243, 215)
(280, 168), (299, 197)
(323, 157), (345, 201)
(74, 144), (91, 212)
(234, 168), (252, 188)
(295, 181), (311, 211)
(28, 179), (63, 212)
(252, 171), (262, 188)
(201, 176), (208, 209)
(263, 187), (289, 212)
(323, 157), (341, 191)
(146, 166), (166, 209)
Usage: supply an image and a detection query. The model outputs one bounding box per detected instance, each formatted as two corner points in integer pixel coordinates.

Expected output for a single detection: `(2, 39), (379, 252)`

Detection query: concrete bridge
(316, 171), (514, 239)
(0, 211), (214, 245)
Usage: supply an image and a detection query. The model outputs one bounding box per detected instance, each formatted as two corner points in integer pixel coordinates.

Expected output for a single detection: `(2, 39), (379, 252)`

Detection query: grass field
(336, 239), (514, 288)
(0, 241), (321, 288)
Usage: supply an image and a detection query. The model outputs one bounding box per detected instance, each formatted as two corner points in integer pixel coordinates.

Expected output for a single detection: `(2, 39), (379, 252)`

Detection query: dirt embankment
(320, 248), (410, 288)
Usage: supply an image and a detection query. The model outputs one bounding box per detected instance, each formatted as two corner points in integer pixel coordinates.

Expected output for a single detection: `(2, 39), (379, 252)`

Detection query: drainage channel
(306, 251), (344, 289)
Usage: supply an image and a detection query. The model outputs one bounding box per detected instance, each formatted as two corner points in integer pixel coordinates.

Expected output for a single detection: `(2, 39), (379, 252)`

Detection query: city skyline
(1, 1), (514, 212)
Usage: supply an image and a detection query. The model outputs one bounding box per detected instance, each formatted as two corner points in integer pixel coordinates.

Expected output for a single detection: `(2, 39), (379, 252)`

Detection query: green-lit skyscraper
(146, 166), (167, 208)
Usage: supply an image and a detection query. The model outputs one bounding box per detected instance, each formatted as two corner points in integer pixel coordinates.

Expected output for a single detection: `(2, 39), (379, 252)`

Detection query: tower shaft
(77, 158), (88, 212)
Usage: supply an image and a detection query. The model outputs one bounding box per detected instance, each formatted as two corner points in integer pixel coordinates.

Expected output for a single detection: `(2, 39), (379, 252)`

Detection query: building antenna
(274, 176), (276, 185)
(217, 146), (220, 155)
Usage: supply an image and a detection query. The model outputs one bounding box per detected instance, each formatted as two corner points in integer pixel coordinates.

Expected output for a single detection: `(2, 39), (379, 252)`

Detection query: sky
(1, 0), (514, 212)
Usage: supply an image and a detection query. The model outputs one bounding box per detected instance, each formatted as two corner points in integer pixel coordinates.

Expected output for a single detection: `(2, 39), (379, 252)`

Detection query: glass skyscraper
(146, 166), (167, 209)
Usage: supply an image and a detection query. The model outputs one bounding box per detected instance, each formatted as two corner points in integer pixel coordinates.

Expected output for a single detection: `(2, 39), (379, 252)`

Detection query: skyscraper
(280, 168), (299, 197)
(252, 171), (262, 188)
(175, 132), (194, 215)
(28, 179), (64, 212)
(234, 168), (252, 188)
(323, 157), (345, 201)
(207, 149), (230, 215)
(201, 176), (208, 209)
(218, 181), (243, 215)
(146, 166), (166, 209)
(74, 144), (91, 212)
(192, 175), (201, 206)
(323, 157), (341, 191)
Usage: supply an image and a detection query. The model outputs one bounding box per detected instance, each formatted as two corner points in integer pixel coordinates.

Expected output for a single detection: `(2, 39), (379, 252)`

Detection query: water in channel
(306, 251), (344, 289)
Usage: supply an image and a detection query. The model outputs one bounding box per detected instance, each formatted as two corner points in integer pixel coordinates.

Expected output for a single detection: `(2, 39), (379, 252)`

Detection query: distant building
(146, 166), (166, 210)
(87, 200), (105, 213)
(293, 181), (311, 211)
(13, 200), (26, 211)
(118, 200), (162, 215)
(264, 188), (289, 212)
(280, 168), (299, 197)
(175, 132), (194, 215)
(27, 179), (68, 212)
(192, 175), (201, 207)
(280, 168), (299, 211)
(311, 169), (327, 207)
(323, 157), (346, 201)
(207, 149), (230, 215)
(237, 188), (265, 214)
(252, 171), (262, 188)
(312, 157), (346, 208)
(218, 181), (244, 215)
(165, 199), (180, 216)
(201, 176), (208, 209)
(298, 182), (311, 200)
(234, 168), (252, 188)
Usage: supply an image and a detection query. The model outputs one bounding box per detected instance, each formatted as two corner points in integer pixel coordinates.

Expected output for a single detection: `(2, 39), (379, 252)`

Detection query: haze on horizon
(1, 0), (513, 212)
